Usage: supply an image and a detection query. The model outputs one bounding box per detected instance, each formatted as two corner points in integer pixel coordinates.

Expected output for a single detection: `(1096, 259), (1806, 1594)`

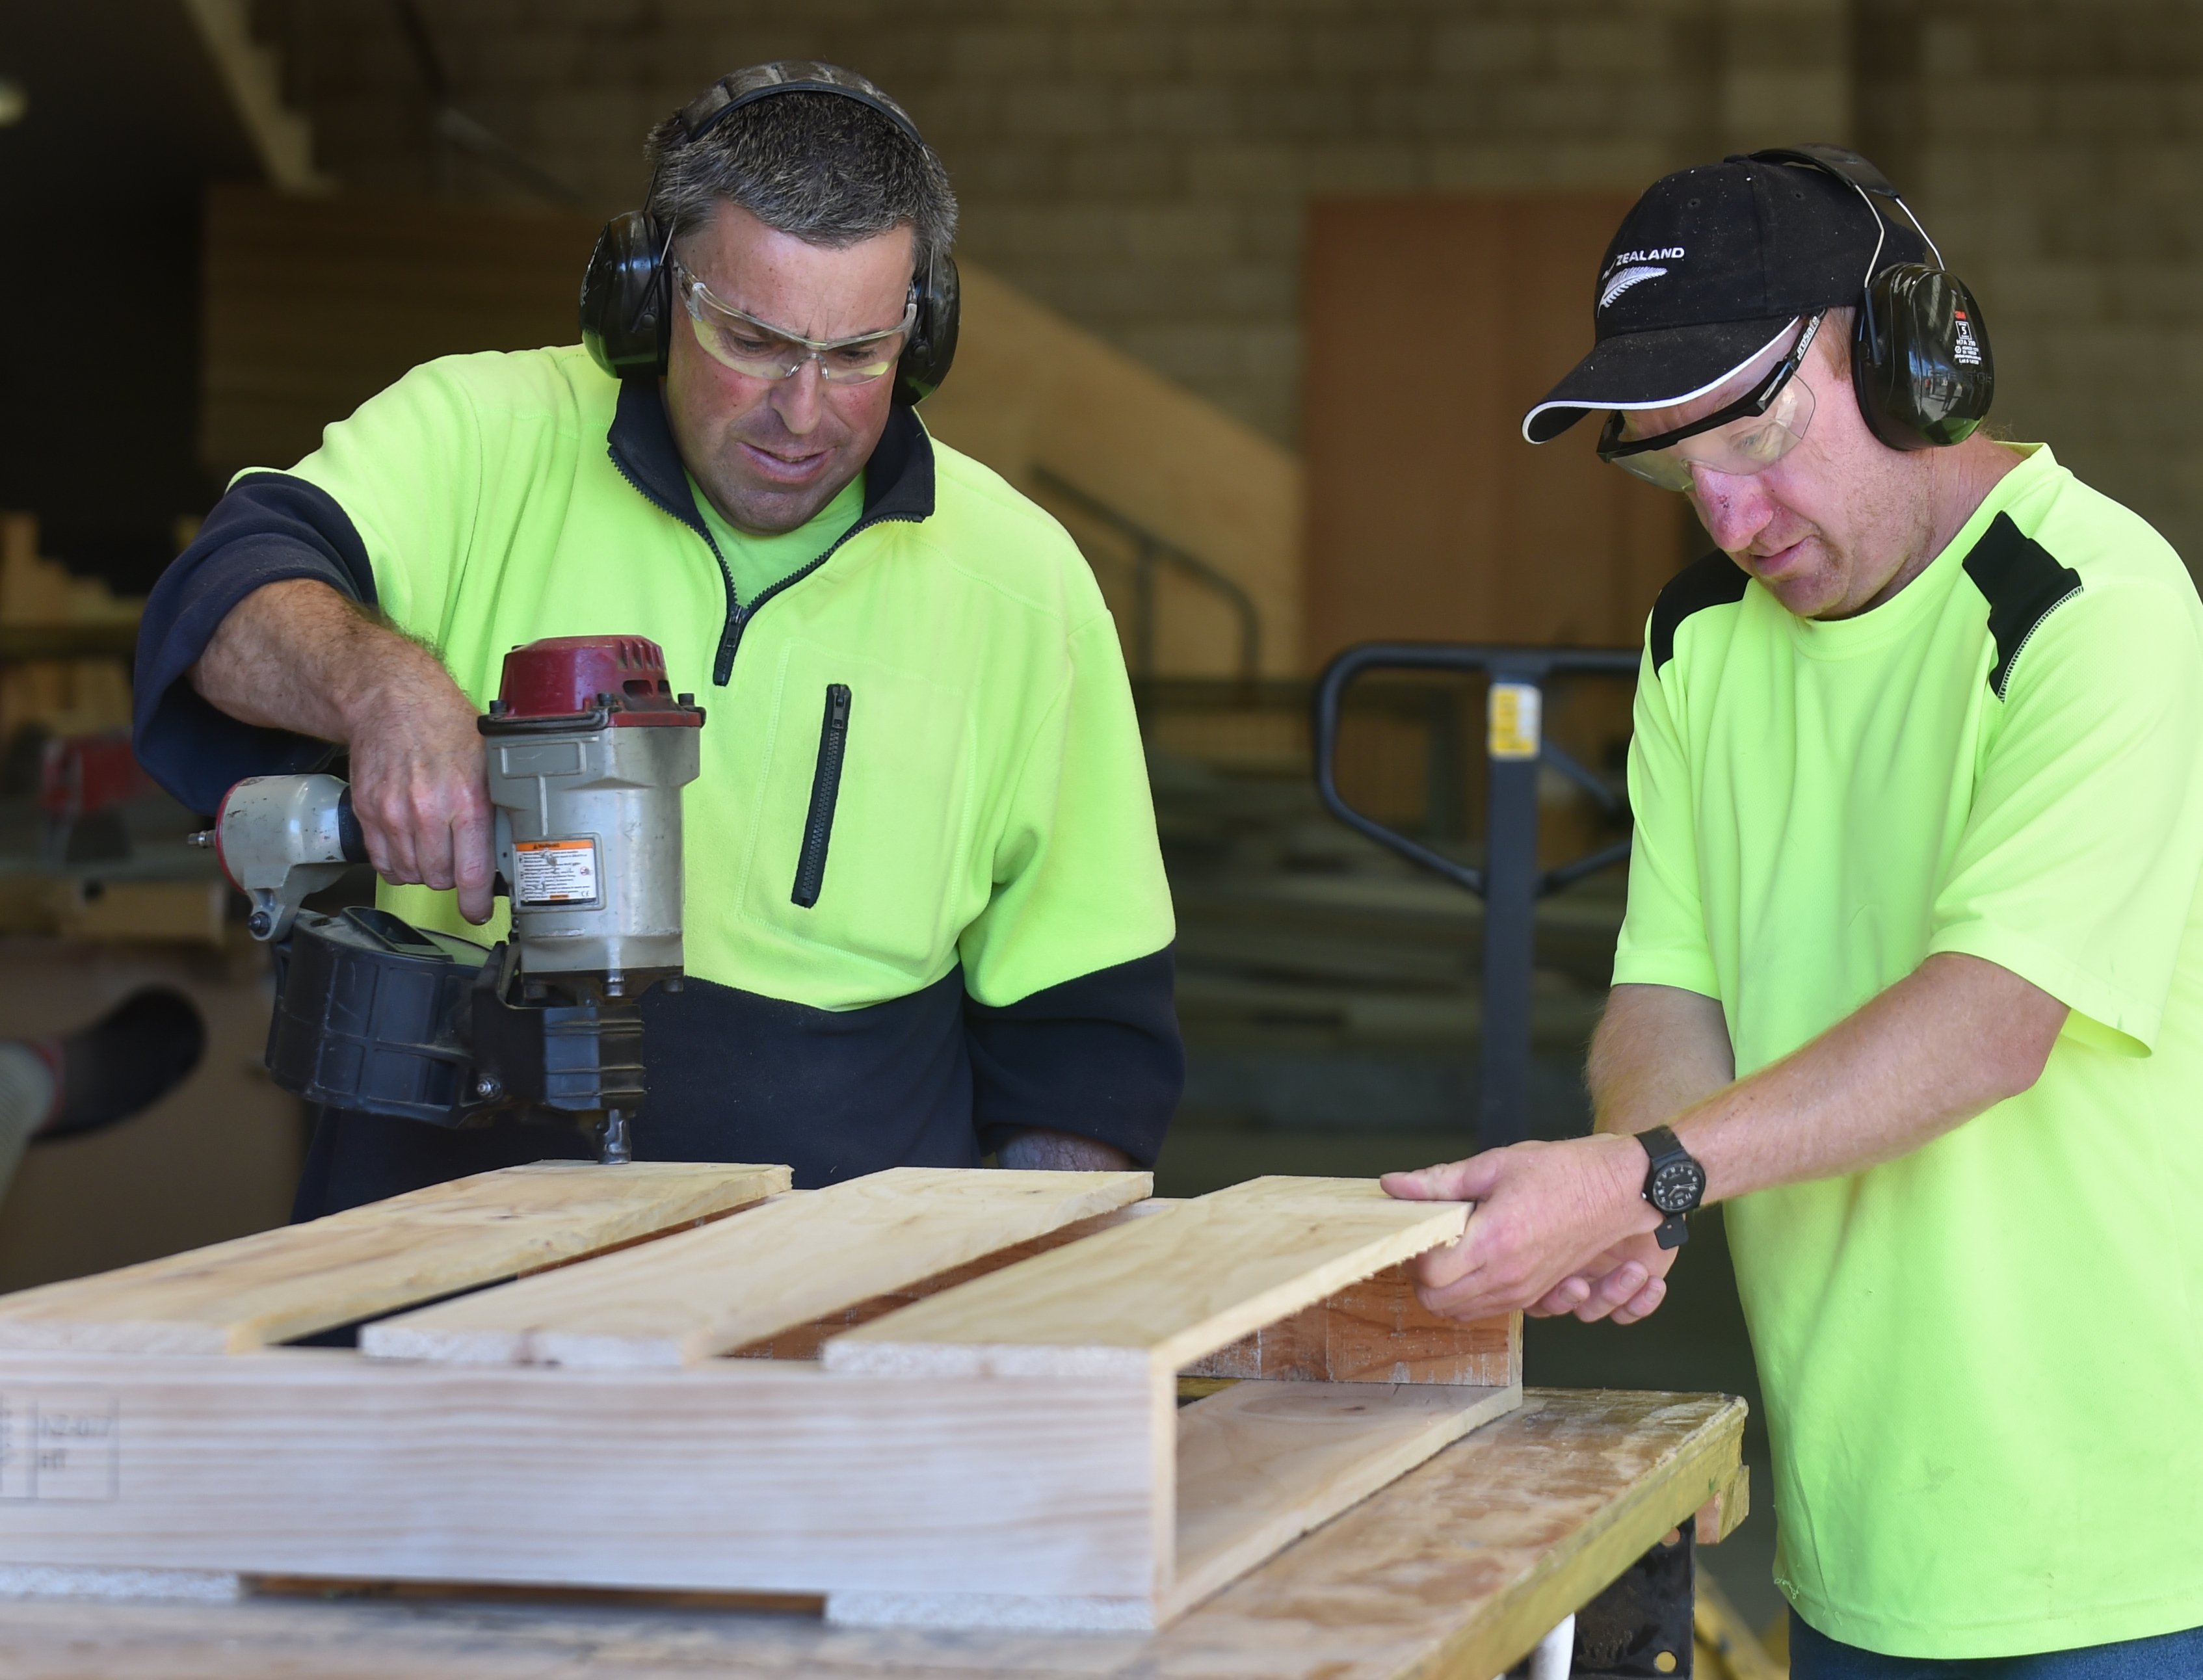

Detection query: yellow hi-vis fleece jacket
(134, 347), (1182, 1213)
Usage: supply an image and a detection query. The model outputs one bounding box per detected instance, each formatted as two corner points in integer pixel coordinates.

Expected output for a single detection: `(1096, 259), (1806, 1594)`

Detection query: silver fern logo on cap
(1599, 265), (1668, 311)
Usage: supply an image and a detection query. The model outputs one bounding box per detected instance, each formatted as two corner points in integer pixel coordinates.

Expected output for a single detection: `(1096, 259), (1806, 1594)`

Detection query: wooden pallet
(0, 1162), (1520, 1631)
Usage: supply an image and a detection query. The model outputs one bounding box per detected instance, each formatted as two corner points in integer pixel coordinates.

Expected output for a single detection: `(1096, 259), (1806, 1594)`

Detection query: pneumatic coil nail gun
(190, 636), (704, 1165)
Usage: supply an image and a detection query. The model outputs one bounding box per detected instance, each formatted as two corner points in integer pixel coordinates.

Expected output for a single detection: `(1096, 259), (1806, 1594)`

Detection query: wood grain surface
(0, 1348), (1156, 1598)
(1183, 1261), (1520, 1386)
(362, 1169), (1151, 1367)
(1165, 1378), (1522, 1621)
(0, 1389), (1747, 1679)
(0, 1162), (789, 1354)
(823, 1177), (1470, 1379)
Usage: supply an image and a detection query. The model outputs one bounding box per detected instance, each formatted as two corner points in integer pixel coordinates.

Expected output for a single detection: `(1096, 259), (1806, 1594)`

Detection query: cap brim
(1522, 317), (1798, 444)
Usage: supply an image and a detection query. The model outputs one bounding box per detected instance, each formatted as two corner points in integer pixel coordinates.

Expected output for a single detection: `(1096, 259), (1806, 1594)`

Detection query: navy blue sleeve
(964, 945), (1184, 1166)
(132, 473), (380, 813)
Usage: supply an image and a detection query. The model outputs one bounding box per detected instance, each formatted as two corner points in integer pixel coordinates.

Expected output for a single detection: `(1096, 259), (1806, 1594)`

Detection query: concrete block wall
(1861, 0), (2203, 571)
(258, 0), (2203, 570)
(259, 0), (1722, 446)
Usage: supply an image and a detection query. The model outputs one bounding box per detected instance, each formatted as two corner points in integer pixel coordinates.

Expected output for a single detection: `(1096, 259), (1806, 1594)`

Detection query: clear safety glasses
(1597, 313), (1825, 492)
(672, 259), (916, 384)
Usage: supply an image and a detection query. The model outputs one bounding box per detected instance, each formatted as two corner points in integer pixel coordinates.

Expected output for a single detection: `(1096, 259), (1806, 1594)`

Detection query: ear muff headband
(1748, 144), (1994, 451)
(579, 61), (958, 404)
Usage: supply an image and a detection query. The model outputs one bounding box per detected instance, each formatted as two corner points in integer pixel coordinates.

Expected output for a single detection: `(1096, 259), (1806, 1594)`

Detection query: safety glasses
(672, 259), (916, 385)
(1597, 313), (1825, 492)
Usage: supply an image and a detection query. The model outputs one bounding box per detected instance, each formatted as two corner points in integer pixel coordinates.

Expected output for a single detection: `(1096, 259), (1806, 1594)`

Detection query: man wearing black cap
(1386, 149), (2203, 1675)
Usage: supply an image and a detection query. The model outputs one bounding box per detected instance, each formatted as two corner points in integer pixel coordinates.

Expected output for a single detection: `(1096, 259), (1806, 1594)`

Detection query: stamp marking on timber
(0, 1390), (120, 1502)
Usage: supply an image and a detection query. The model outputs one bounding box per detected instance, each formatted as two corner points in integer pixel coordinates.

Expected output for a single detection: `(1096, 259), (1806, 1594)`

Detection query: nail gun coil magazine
(265, 907), (489, 1127)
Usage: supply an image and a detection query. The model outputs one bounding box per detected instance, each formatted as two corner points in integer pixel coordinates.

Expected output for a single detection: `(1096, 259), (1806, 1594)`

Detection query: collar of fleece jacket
(605, 375), (938, 540)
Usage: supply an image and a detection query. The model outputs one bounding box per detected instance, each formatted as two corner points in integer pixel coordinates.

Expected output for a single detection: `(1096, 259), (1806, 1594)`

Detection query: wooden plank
(1164, 1379), (1522, 1621)
(361, 1168), (1151, 1367)
(726, 1198), (1170, 1361)
(822, 1177), (1469, 1380)
(0, 1349), (1156, 1599)
(1696, 1459), (1750, 1545)
(1183, 1261), (1520, 1386)
(0, 1162), (788, 1355)
(0, 1389), (1745, 1679)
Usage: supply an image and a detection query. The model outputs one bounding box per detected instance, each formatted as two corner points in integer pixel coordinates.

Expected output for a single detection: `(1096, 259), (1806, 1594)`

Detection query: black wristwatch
(1636, 1125), (1707, 1250)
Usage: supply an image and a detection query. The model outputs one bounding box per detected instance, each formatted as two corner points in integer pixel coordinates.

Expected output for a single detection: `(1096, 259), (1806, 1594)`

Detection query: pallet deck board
(0, 1162), (789, 1356)
(821, 1176), (1471, 1380)
(361, 1168), (1151, 1367)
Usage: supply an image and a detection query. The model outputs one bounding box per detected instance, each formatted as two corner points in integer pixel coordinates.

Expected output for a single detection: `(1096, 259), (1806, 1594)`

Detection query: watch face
(1648, 1158), (1706, 1214)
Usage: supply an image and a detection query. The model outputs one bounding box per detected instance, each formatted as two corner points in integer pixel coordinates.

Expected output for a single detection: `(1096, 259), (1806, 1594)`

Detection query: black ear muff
(894, 250), (960, 407)
(580, 210), (673, 378)
(587, 64), (958, 396)
(1849, 264), (1994, 451)
(1748, 144), (1994, 453)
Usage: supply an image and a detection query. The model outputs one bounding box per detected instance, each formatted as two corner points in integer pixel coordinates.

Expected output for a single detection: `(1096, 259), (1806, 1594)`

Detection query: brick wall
(257, 0), (2203, 569)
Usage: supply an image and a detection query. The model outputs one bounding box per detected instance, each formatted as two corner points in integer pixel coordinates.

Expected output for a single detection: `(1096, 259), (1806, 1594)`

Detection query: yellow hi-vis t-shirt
(1615, 444), (2203, 1659)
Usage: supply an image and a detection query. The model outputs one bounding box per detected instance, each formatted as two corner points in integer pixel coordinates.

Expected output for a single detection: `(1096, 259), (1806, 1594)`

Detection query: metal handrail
(1031, 467), (1262, 682)
(1312, 640), (1641, 1146)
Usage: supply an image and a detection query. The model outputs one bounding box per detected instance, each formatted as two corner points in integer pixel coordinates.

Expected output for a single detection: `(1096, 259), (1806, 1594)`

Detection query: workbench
(0, 1387), (1745, 1680)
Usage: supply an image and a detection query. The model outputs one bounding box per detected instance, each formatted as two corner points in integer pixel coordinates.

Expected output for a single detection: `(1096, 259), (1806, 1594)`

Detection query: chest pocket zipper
(792, 684), (852, 908)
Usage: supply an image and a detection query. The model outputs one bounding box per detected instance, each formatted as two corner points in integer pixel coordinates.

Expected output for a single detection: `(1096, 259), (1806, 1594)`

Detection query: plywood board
(0, 1349), (1155, 1599)
(0, 1162), (788, 1355)
(1173, 1389), (1747, 1680)
(823, 1177), (1469, 1380)
(362, 1168), (1151, 1367)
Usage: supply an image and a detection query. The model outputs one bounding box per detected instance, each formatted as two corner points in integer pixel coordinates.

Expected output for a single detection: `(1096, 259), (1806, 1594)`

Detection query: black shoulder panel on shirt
(1650, 552), (1750, 670)
(1962, 512), (2083, 700)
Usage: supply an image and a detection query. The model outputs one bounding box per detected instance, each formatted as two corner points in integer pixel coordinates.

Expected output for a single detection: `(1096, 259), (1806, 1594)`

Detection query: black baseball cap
(1522, 152), (1928, 443)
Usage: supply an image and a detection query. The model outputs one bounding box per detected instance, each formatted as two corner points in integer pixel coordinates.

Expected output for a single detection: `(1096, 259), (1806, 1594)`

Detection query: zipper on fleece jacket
(792, 683), (852, 909)
(610, 451), (923, 688)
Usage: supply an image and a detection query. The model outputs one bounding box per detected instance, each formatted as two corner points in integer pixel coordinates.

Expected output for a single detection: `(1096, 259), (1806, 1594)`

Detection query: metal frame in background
(1313, 642), (1641, 1148)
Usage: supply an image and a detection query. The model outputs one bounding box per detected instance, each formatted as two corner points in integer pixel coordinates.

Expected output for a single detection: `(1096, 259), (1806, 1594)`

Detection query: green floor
(1154, 1119), (1785, 1634)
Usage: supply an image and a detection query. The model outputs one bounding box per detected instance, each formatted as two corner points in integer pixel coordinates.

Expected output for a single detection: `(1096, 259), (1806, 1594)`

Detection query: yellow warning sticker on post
(1488, 681), (1542, 761)
(512, 838), (601, 906)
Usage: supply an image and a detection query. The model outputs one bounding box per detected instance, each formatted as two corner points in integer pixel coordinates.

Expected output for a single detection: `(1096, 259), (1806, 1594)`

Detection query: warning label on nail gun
(512, 838), (601, 906)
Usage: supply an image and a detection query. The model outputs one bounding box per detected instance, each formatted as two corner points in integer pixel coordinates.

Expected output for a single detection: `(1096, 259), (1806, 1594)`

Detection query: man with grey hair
(132, 62), (1183, 1218)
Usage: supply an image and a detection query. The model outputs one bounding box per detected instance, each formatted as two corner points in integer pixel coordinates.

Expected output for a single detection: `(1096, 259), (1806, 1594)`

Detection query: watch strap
(1636, 1124), (1703, 1248)
(1637, 1124), (1686, 1169)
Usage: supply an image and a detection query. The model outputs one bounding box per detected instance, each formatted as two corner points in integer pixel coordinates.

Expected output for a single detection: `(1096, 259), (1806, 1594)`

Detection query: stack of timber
(0, 513), (140, 744)
(0, 1163), (1521, 1631)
